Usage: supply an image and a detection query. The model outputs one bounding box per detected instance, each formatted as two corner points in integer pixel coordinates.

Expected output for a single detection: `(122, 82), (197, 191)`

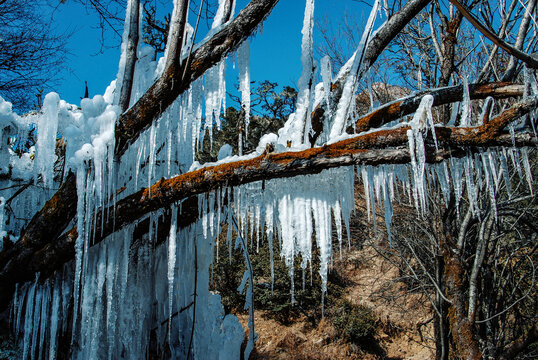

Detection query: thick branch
(354, 82), (524, 133)
(1, 95), (536, 311)
(118, 0), (140, 112)
(164, 0), (189, 69)
(0, 0), (279, 298)
(115, 0), (279, 156)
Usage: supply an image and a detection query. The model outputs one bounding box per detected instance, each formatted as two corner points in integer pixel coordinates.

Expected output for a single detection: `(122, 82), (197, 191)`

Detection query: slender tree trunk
(502, 0), (538, 81)
(118, 0), (140, 112)
(436, 203), (482, 360)
(434, 252), (450, 360)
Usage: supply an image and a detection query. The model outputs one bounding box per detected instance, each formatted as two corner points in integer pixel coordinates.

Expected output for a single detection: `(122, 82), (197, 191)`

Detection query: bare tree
(0, 0), (537, 358)
(0, 0), (67, 111)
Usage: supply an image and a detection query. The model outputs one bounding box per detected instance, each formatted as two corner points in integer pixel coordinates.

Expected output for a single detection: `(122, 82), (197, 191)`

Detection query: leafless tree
(1, 0), (537, 358)
(0, 0), (67, 111)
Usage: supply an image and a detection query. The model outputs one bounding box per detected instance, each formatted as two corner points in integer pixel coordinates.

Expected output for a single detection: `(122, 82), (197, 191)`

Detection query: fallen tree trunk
(1, 94), (536, 311)
(0, 0), (279, 288)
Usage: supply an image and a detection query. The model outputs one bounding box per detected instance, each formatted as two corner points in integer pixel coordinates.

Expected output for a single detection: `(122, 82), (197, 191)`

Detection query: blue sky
(52, 0), (373, 106)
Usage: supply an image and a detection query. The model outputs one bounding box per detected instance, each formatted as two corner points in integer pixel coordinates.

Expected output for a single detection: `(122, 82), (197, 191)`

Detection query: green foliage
(196, 81), (297, 163)
(210, 226), (247, 314)
(330, 299), (376, 344)
(210, 221), (346, 325)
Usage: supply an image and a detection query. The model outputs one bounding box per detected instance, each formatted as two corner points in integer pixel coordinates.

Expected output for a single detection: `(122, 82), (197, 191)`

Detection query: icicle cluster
(278, 0), (316, 148)
(3, 0), (538, 358)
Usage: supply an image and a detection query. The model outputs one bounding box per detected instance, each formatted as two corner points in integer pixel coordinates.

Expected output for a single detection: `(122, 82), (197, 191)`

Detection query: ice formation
(328, 0), (381, 140)
(278, 0), (316, 148)
(1, 1), (536, 359)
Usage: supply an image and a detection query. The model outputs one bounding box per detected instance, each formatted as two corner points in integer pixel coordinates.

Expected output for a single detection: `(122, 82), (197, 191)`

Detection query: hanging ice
(35, 92), (60, 188)
(328, 0), (380, 140)
(460, 77), (471, 127)
(237, 41), (251, 143)
(278, 0), (316, 147)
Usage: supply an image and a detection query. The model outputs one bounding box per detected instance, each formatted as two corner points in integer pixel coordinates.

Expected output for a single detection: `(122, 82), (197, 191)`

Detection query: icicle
(521, 148), (533, 195)
(0, 196), (4, 251)
(328, 0), (380, 139)
(22, 279), (37, 360)
(105, 238), (118, 360)
(237, 41), (251, 139)
(464, 154), (479, 217)
(460, 77), (471, 127)
(481, 151), (498, 220)
(168, 206), (178, 342)
(35, 92), (60, 188)
(265, 203), (275, 292)
(148, 122), (157, 192)
(49, 278), (61, 360)
(361, 166), (372, 221)
(320, 55), (332, 113)
(499, 148), (512, 198)
(278, 0), (316, 147)
(204, 60), (227, 146)
(382, 167), (393, 245)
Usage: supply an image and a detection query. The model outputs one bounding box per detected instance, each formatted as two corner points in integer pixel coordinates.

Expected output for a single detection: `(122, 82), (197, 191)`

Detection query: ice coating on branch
(212, 0), (236, 28)
(113, 0), (136, 106)
(320, 55), (332, 115)
(35, 92), (60, 188)
(278, 0), (315, 147)
(479, 96), (494, 124)
(328, 0), (380, 140)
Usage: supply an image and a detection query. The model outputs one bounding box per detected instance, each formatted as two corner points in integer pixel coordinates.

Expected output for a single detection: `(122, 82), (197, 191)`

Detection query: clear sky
(51, 0), (373, 106)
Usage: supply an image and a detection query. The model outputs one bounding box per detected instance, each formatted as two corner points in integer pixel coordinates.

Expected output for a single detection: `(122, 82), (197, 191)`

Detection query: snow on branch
(1, 95), (536, 310)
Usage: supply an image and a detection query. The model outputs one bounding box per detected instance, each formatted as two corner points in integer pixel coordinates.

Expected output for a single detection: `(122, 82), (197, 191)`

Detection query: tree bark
(0, 0), (280, 307)
(115, 0), (280, 156)
(118, 0), (140, 112)
(0, 95), (536, 311)
(353, 82), (523, 133)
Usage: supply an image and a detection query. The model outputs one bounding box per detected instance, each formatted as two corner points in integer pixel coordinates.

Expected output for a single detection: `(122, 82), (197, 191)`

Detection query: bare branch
(449, 0), (538, 69)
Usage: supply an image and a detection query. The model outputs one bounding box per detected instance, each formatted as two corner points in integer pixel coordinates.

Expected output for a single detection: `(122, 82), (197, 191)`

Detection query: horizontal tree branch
(0, 0), (280, 293)
(354, 82), (524, 133)
(1, 95), (536, 312)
